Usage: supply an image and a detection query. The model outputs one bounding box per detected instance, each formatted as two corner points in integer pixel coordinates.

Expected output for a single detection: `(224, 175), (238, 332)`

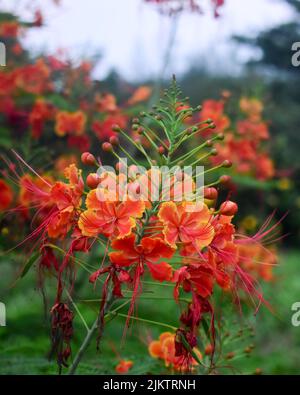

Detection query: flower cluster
(8, 79), (278, 373)
(0, 10), (151, 164)
(198, 96), (275, 181)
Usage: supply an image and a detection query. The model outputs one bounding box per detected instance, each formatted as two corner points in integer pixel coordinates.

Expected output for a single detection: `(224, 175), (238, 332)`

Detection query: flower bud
(219, 175), (231, 184)
(219, 201), (238, 216)
(86, 173), (101, 189)
(111, 124), (121, 132)
(81, 152), (96, 166)
(102, 142), (113, 152)
(157, 146), (165, 155)
(109, 136), (119, 146)
(204, 187), (218, 200)
(222, 159), (232, 168)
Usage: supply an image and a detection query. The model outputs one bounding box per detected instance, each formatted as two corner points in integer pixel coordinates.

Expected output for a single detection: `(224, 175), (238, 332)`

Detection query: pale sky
(1, 0), (296, 81)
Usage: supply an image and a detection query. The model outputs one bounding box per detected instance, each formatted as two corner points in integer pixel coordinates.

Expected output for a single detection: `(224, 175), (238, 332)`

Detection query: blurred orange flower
(0, 179), (13, 211)
(127, 86), (152, 105)
(115, 360), (133, 374)
(149, 332), (202, 372)
(55, 111), (86, 137)
(200, 99), (230, 132)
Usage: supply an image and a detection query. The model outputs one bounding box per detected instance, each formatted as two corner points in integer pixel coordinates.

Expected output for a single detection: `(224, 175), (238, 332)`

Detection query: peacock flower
(91, 113), (127, 140)
(239, 97), (263, 121)
(109, 234), (174, 281)
(55, 111), (86, 137)
(127, 86), (152, 105)
(29, 98), (54, 139)
(200, 99), (230, 134)
(78, 190), (145, 239)
(95, 92), (118, 112)
(47, 165), (84, 239)
(149, 331), (202, 372)
(158, 201), (215, 249)
(15, 59), (51, 95)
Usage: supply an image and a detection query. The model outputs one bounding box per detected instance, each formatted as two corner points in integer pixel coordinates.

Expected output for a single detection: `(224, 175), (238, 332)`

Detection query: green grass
(0, 249), (299, 375)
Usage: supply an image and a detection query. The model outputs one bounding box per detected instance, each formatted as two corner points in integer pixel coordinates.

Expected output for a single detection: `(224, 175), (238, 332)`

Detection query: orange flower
(115, 360), (133, 374)
(239, 97), (263, 121)
(29, 98), (54, 139)
(237, 119), (269, 140)
(17, 166), (83, 239)
(200, 99), (230, 132)
(91, 113), (127, 140)
(95, 92), (117, 112)
(19, 174), (53, 208)
(47, 165), (84, 239)
(0, 179), (13, 211)
(109, 234), (174, 281)
(55, 111), (86, 137)
(55, 155), (78, 173)
(255, 154), (274, 181)
(15, 59), (51, 95)
(127, 86), (152, 105)
(158, 201), (214, 249)
(149, 332), (201, 371)
(78, 190), (145, 239)
(237, 243), (277, 282)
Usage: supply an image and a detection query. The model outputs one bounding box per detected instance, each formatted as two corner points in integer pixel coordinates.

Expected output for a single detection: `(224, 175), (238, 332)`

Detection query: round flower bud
(219, 201), (238, 216)
(219, 175), (231, 184)
(204, 187), (218, 201)
(109, 136), (119, 146)
(102, 142), (113, 152)
(157, 146), (165, 155)
(86, 173), (101, 189)
(81, 152), (96, 166)
(222, 159), (232, 168)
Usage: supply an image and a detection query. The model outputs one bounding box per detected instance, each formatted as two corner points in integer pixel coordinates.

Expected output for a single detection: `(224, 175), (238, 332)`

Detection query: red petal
(147, 261), (172, 282)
